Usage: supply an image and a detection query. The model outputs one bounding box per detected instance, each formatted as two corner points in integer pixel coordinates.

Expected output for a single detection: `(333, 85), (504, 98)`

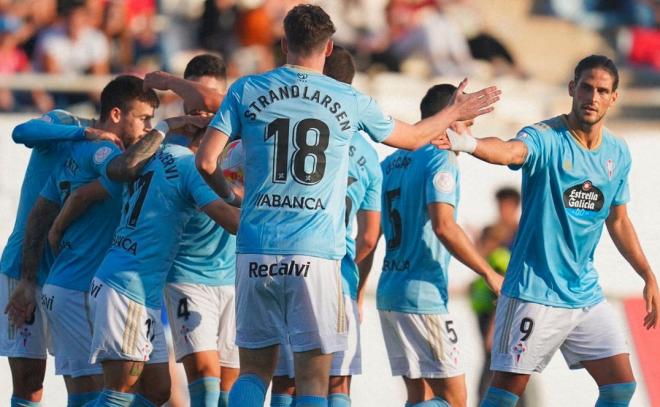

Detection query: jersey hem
(502, 289), (605, 309)
(236, 248), (344, 260)
(98, 276), (161, 310)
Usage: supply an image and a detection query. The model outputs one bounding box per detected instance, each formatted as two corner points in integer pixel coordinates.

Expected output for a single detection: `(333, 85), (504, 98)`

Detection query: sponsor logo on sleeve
(563, 180), (604, 216)
(433, 171), (455, 194)
(93, 146), (113, 164)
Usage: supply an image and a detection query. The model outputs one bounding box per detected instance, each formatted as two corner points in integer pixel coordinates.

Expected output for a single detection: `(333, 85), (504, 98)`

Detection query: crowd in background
(0, 0), (659, 112)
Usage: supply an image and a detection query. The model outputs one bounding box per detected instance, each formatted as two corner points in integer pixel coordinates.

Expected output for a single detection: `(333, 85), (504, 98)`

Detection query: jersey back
(1, 110), (91, 284)
(167, 210), (236, 286)
(505, 115), (631, 308)
(341, 132), (382, 300)
(377, 146), (460, 314)
(209, 66), (394, 260)
(41, 141), (122, 291)
(94, 144), (219, 308)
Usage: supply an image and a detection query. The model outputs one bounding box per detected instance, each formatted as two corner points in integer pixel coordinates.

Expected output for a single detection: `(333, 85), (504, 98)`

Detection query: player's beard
(572, 102), (606, 128)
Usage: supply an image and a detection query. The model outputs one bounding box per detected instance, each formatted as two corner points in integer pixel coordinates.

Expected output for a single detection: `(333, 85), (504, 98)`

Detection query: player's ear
(325, 39), (333, 57)
(110, 107), (122, 124)
(281, 38), (288, 56)
(568, 80), (575, 97)
(610, 89), (619, 105)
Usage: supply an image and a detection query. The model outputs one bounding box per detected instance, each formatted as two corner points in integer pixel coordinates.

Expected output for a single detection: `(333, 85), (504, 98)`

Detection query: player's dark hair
(420, 84), (457, 119)
(99, 75), (159, 122)
(495, 187), (521, 203)
(574, 55), (619, 91)
(183, 54), (227, 81)
(283, 4), (335, 56)
(323, 45), (355, 85)
(57, 0), (85, 16)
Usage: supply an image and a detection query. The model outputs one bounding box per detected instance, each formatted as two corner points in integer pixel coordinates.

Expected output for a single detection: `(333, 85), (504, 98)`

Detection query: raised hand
(85, 127), (124, 150)
(449, 78), (501, 121)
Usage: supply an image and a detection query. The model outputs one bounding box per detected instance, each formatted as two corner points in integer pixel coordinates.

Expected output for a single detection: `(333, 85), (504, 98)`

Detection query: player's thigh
(378, 310), (463, 379)
(101, 359), (145, 391)
(220, 366), (239, 392)
(0, 275), (49, 360)
(234, 254), (286, 349)
(491, 295), (574, 374)
(560, 300), (632, 384)
(285, 255), (347, 354)
(164, 283), (221, 362)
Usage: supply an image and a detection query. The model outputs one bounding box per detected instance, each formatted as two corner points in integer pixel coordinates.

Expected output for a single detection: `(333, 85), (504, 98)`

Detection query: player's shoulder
(41, 109), (81, 126)
(601, 127), (631, 158)
(520, 116), (562, 136)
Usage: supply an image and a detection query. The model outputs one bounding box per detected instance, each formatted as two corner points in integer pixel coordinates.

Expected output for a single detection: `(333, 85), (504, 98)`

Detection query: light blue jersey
(164, 137), (236, 287)
(504, 115), (631, 308)
(1, 110), (92, 285)
(94, 144), (220, 308)
(341, 132), (382, 300)
(377, 146), (460, 314)
(209, 66), (394, 260)
(40, 141), (122, 291)
(167, 210), (236, 286)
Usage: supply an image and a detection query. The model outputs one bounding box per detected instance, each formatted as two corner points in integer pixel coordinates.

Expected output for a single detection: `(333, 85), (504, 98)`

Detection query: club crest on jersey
(433, 171), (455, 194)
(563, 180), (604, 215)
(512, 341), (527, 364)
(94, 146), (113, 164)
(606, 159), (615, 180)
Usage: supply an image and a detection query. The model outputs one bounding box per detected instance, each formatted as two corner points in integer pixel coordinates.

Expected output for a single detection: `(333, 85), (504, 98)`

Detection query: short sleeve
(508, 126), (546, 173)
(39, 175), (61, 204)
(613, 150), (631, 206)
(360, 152), (383, 212)
(425, 152), (459, 207)
(209, 79), (244, 141)
(181, 156), (220, 208)
(356, 93), (395, 143)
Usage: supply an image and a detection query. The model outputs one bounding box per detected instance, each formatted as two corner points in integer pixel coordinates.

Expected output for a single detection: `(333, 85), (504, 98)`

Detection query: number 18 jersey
(209, 66), (394, 260)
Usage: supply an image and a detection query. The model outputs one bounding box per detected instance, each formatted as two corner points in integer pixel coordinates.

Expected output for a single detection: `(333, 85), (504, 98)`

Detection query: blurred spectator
(493, 187), (521, 248)
(197, 0), (240, 60)
(33, 0), (109, 109)
(544, 0), (656, 30)
(103, 0), (160, 72)
(370, 0), (474, 77)
(0, 14), (30, 111)
(34, 0), (109, 75)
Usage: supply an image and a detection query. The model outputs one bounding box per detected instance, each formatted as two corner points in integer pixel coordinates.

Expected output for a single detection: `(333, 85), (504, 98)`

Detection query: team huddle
(1, 4), (658, 407)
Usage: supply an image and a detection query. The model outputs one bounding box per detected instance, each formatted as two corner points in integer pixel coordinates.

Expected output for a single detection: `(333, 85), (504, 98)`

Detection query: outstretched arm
(5, 197), (60, 327)
(48, 180), (109, 254)
(429, 202), (503, 295)
(382, 79), (501, 150)
(356, 240), (378, 323)
(607, 204), (658, 329)
(144, 70), (224, 113)
(12, 118), (124, 150)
